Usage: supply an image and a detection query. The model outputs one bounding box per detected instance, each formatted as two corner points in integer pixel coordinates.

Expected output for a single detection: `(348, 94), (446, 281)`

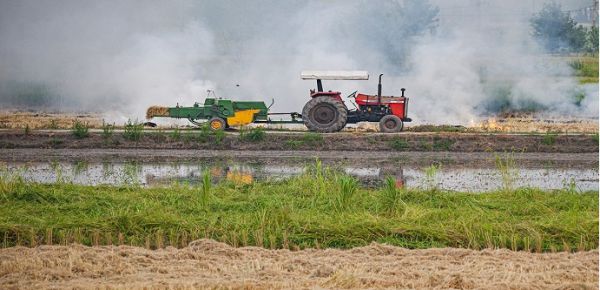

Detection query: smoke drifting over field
(0, 0), (596, 124)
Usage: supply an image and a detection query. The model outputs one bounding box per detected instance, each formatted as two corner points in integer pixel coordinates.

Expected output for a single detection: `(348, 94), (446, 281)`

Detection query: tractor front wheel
(379, 115), (404, 133)
(208, 117), (226, 131)
(302, 96), (347, 133)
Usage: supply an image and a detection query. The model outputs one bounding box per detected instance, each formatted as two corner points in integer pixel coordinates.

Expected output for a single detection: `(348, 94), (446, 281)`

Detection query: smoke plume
(0, 0), (596, 124)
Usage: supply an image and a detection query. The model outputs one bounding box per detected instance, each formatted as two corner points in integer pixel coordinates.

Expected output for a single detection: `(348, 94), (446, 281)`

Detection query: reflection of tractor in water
(146, 71), (412, 132)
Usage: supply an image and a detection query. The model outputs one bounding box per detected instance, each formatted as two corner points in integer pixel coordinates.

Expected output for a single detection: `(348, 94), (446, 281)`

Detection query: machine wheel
(302, 96), (347, 133)
(379, 115), (404, 133)
(208, 117), (226, 131)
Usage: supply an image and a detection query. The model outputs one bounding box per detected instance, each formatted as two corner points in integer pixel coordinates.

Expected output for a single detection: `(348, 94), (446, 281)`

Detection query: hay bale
(146, 106), (169, 119)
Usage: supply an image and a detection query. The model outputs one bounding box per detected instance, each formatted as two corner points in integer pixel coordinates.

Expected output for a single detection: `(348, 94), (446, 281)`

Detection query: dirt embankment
(0, 131), (597, 153)
(0, 239), (597, 290)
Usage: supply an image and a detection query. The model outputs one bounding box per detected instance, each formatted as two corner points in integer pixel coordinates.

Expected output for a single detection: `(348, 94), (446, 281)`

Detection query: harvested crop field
(0, 239), (597, 290)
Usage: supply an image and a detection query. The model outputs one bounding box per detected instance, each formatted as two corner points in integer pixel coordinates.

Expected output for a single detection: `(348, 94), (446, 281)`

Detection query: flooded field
(4, 160), (598, 191)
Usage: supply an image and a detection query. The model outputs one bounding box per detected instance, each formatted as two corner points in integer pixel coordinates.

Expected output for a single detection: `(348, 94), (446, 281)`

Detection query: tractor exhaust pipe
(401, 88), (405, 97)
(378, 74), (383, 105)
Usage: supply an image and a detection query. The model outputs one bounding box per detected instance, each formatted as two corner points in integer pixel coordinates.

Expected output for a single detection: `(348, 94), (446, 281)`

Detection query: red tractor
(301, 71), (412, 133)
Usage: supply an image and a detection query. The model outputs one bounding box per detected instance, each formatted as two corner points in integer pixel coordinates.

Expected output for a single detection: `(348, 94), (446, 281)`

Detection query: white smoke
(0, 0), (596, 125)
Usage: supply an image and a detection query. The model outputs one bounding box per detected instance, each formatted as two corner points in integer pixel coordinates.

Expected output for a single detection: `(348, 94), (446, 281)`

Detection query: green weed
(333, 175), (358, 211)
(379, 177), (406, 215)
(432, 136), (454, 151)
(199, 170), (211, 207)
(213, 129), (225, 145)
(170, 128), (181, 141)
(285, 140), (303, 149)
(423, 164), (440, 190)
(71, 120), (89, 139)
(542, 131), (558, 145)
(239, 127), (265, 142)
(123, 120), (144, 141)
(48, 137), (63, 147)
(389, 137), (409, 150)
(302, 132), (324, 144)
(495, 153), (518, 191)
(101, 121), (114, 140)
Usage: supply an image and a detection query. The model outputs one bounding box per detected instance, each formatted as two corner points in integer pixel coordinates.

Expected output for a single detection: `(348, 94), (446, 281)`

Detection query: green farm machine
(146, 97), (284, 130)
(147, 70), (412, 132)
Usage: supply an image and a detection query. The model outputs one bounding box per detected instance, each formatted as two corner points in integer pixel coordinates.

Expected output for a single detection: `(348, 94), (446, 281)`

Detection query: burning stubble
(0, 0), (596, 125)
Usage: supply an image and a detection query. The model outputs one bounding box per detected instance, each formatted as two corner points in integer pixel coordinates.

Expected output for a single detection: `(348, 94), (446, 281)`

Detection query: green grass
(569, 56), (599, 84)
(389, 137), (409, 150)
(169, 127), (181, 141)
(0, 169), (596, 251)
(101, 121), (114, 140)
(71, 120), (89, 139)
(432, 136), (455, 151)
(123, 120), (144, 141)
(239, 127), (266, 142)
(542, 131), (558, 146)
(302, 132), (324, 143)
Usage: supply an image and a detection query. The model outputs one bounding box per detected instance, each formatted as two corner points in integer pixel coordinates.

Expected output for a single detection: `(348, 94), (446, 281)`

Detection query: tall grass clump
(379, 177), (406, 215)
(213, 129), (225, 145)
(199, 170), (212, 207)
(239, 127), (265, 142)
(423, 164), (440, 190)
(101, 120), (114, 140)
(71, 120), (89, 139)
(170, 127), (181, 141)
(333, 174), (358, 211)
(495, 152), (518, 191)
(123, 119), (144, 141)
(308, 159), (328, 198)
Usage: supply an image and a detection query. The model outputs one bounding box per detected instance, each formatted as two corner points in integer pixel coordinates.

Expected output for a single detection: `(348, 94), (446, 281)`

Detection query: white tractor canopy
(301, 70), (369, 80)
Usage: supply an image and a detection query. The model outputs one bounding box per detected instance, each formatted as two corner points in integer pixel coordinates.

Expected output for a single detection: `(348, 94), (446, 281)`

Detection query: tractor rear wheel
(208, 117), (226, 131)
(379, 115), (403, 133)
(302, 97), (347, 133)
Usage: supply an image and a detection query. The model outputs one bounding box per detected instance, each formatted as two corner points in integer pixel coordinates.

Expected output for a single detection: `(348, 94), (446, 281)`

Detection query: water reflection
(1, 161), (597, 192)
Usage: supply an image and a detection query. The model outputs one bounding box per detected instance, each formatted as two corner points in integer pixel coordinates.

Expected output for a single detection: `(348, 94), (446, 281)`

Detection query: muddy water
(3, 161), (598, 191)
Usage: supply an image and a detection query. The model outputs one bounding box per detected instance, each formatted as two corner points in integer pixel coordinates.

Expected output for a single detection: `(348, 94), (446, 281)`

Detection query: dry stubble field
(0, 239), (598, 289)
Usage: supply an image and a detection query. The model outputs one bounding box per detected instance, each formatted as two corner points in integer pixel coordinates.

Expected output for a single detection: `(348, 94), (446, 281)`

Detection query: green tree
(585, 26), (599, 54)
(531, 2), (587, 53)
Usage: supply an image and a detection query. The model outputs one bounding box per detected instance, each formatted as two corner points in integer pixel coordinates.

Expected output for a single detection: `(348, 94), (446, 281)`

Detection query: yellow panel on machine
(226, 109), (261, 127)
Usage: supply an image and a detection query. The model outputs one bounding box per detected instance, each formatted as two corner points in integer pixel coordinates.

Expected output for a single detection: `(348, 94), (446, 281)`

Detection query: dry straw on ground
(0, 239), (597, 289)
(146, 106), (170, 119)
(0, 112), (103, 129)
